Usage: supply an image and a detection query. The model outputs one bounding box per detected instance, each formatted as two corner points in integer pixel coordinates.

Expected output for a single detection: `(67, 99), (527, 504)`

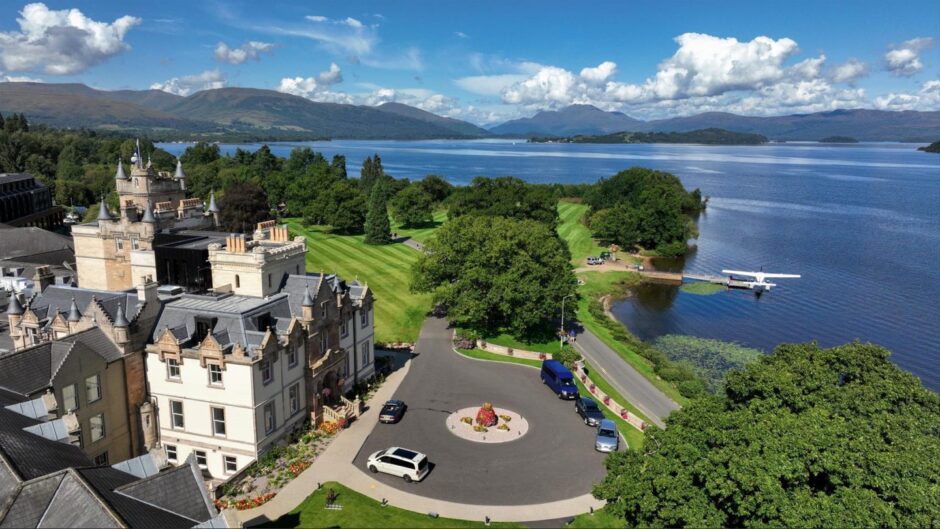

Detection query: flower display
(499, 414), (511, 422)
(461, 416), (473, 424)
(476, 402), (498, 426)
(497, 423), (510, 431)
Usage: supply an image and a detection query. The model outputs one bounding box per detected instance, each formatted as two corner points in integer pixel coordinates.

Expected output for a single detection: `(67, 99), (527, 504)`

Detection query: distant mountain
(375, 102), (490, 137)
(0, 82), (488, 139)
(491, 106), (940, 142)
(490, 104), (644, 136)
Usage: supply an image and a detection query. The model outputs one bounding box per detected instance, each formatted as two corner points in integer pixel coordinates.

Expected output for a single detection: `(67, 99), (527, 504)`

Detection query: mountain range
(490, 104), (940, 142)
(0, 82), (937, 142)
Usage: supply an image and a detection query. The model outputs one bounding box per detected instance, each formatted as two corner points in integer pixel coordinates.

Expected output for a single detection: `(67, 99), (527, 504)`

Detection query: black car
(379, 400), (406, 424)
(575, 397), (605, 426)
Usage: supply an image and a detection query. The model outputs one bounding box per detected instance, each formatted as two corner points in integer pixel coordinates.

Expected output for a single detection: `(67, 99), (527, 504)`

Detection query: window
(235, 275), (240, 288)
(341, 316), (348, 338)
(289, 383), (300, 415)
(361, 341), (371, 366)
(194, 317), (217, 343)
(167, 358), (181, 380)
(115, 238), (124, 251)
(288, 346), (298, 368)
(261, 360), (272, 384)
(85, 374), (101, 403)
(224, 455), (237, 474)
(166, 444), (177, 463)
(94, 452), (109, 466)
(208, 364), (223, 386)
(264, 402), (276, 434)
(320, 333), (328, 353)
(62, 384), (78, 412)
(267, 273), (272, 288)
(131, 237), (139, 250)
(211, 407), (226, 436)
(195, 450), (207, 468)
(361, 309), (369, 328)
(320, 302), (327, 319)
(170, 400), (184, 429)
(90, 414), (105, 442)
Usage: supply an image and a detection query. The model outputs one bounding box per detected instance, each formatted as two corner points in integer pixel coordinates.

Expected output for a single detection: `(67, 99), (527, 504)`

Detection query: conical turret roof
(302, 285), (315, 307)
(113, 303), (129, 327)
(174, 159), (186, 179)
(141, 202), (156, 223)
(97, 198), (112, 221)
(67, 297), (82, 322)
(5, 292), (23, 315)
(207, 191), (220, 214)
(115, 159), (127, 180)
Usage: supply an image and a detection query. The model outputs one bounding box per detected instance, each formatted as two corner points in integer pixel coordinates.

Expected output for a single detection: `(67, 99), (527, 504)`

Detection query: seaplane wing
(760, 273), (801, 279)
(722, 270), (761, 278)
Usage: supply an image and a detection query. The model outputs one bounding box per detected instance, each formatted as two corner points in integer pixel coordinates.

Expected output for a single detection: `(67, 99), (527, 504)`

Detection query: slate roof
(0, 327), (122, 400)
(0, 407), (90, 482)
(24, 284), (142, 327)
(114, 457), (215, 523)
(0, 227), (72, 263)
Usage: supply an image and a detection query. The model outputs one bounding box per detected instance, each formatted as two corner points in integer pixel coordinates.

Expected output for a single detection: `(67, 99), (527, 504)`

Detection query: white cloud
(0, 2), (140, 75)
(875, 80), (940, 110)
(829, 59), (867, 83)
(359, 47), (423, 71)
(455, 31), (468, 39)
(580, 61), (617, 83)
(277, 63), (350, 102)
(343, 17), (363, 28)
(214, 40), (275, 64)
(151, 69), (226, 96)
(259, 14), (378, 57)
(885, 37), (934, 76)
(455, 73), (532, 96)
(306, 15), (328, 22)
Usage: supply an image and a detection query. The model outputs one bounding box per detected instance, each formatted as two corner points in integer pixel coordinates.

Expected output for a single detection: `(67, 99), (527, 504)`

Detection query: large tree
(364, 176), (392, 244)
(412, 215), (576, 336)
(218, 181), (271, 233)
(390, 182), (433, 228)
(594, 341), (940, 528)
(420, 174), (453, 204)
(447, 176), (560, 228)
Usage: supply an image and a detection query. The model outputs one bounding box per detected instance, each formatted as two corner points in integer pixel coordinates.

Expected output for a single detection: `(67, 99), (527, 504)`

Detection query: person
(326, 488), (338, 506)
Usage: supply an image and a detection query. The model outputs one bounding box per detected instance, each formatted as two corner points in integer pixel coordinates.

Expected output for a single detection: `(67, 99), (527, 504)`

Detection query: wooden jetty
(637, 270), (748, 288)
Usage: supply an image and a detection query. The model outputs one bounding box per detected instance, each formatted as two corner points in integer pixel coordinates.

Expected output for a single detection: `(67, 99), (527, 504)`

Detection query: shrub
(553, 344), (582, 368)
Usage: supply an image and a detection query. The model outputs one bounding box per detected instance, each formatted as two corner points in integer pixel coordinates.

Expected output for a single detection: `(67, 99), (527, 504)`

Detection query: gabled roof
(114, 456), (215, 523)
(25, 285), (142, 328)
(0, 408), (90, 482)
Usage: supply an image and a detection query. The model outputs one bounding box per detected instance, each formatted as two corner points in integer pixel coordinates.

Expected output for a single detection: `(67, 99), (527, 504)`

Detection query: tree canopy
(364, 176), (392, 244)
(585, 167), (703, 256)
(446, 176), (560, 228)
(594, 341), (940, 528)
(412, 215), (576, 336)
(218, 181), (271, 233)
(389, 182), (434, 228)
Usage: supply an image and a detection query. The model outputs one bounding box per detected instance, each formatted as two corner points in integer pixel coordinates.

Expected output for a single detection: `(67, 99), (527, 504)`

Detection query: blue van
(541, 360), (579, 399)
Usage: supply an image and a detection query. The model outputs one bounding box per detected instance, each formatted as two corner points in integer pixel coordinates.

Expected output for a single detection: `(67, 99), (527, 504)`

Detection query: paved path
(238, 319), (603, 526)
(574, 330), (679, 428)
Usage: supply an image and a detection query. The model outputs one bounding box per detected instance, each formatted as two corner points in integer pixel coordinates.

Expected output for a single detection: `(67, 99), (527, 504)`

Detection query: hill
(532, 128), (768, 145)
(375, 102), (489, 137)
(491, 106), (940, 142)
(490, 104), (644, 136)
(918, 140), (940, 153)
(0, 82), (488, 140)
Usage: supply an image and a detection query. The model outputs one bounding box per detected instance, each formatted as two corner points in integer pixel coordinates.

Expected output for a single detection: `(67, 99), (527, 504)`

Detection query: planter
(620, 409), (629, 419)
(538, 353), (547, 360)
(603, 396), (610, 405)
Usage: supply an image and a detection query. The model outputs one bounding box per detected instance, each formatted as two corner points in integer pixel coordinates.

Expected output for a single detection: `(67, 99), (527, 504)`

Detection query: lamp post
(560, 294), (574, 350)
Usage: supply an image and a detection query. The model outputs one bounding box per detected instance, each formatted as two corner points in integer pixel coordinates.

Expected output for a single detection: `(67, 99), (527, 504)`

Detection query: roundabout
(353, 317), (612, 506)
(445, 405), (530, 444)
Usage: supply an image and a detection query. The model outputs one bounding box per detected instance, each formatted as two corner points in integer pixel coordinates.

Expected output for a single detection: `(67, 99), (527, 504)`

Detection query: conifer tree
(364, 175), (391, 245)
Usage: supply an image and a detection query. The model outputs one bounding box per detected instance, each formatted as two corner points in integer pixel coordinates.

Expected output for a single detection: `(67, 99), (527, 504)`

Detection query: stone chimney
(31, 265), (54, 293)
(136, 275), (158, 308)
(225, 234), (247, 253)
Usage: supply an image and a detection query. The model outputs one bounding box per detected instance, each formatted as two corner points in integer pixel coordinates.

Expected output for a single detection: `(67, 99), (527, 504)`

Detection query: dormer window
(255, 313), (272, 332)
(194, 317), (217, 343)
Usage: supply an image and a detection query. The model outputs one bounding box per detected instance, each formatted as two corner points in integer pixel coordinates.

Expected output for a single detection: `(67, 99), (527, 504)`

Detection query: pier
(637, 270), (749, 288)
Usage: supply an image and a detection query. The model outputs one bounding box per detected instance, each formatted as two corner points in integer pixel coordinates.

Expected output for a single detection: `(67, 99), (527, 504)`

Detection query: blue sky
(0, 0), (938, 125)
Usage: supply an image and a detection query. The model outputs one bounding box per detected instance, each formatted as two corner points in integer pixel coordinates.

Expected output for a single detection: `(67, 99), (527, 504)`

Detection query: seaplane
(721, 269), (801, 293)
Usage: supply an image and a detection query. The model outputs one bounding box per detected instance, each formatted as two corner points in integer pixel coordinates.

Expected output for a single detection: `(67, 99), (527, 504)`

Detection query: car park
(595, 419), (619, 452)
(366, 447), (430, 482)
(541, 360), (579, 399)
(379, 399), (406, 423)
(575, 397), (606, 426)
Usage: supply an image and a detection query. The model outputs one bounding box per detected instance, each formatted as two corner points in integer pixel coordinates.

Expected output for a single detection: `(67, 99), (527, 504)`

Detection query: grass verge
(285, 218), (433, 344)
(566, 507), (623, 528)
(455, 348), (644, 450)
(576, 271), (689, 406)
(392, 210), (448, 244)
(259, 481), (522, 528)
(558, 202), (606, 265)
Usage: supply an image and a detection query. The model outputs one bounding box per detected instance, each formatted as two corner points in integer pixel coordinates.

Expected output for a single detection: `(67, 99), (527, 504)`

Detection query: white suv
(366, 447), (430, 483)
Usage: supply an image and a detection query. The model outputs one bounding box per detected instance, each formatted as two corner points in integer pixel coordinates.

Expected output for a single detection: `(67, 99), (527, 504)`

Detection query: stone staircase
(322, 395), (361, 424)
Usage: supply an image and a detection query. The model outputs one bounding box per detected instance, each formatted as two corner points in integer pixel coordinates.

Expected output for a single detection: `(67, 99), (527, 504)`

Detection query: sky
(0, 0), (938, 126)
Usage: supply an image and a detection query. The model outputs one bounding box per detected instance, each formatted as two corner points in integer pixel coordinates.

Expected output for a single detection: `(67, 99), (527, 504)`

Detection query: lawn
(285, 219), (433, 344)
(576, 271), (688, 406)
(465, 330), (562, 355)
(260, 481), (522, 528)
(566, 507), (623, 528)
(455, 348), (644, 450)
(392, 210), (448, 244)
(558, 201), (606, 265)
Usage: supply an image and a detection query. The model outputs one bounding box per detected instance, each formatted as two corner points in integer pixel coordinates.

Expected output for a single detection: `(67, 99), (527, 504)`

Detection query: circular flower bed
(445, 406), (529, 444)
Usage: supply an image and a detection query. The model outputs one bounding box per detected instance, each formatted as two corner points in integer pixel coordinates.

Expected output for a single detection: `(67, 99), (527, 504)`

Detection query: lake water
(159, 140), (940, 391)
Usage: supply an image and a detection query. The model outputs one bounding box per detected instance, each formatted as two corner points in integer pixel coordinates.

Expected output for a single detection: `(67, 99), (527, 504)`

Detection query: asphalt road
(574, 330), (680, 428)
(353, 317), (612, 505)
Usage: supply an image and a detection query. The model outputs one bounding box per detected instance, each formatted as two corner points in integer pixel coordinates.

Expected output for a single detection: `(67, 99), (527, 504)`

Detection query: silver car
(595, 419), (619, 452)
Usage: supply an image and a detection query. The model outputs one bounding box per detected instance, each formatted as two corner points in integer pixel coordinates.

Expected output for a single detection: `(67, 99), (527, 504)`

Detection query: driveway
(353, 317), (612, 505)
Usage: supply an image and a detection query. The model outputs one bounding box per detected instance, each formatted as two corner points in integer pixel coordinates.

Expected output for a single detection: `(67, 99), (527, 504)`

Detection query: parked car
(595, 419), (620, 452)
(366, 447), (430, 483)
(599, 251), (612, 261)
(541, 360), (579, 399)
(575, 397), (606, 426)
(586, 256), (601, 265)
(379, 399), (406, 423)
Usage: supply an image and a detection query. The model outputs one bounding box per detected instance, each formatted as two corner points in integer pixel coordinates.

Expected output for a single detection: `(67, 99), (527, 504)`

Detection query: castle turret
(115, 159), (127, 180)
(174, 159), (187, 191)
(97, 197), (113, 222)
(141, 202), (156, 224)
(207, 190), (220, 228)
(112, 302), (130, 345)
(6, 293), (23, 345)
